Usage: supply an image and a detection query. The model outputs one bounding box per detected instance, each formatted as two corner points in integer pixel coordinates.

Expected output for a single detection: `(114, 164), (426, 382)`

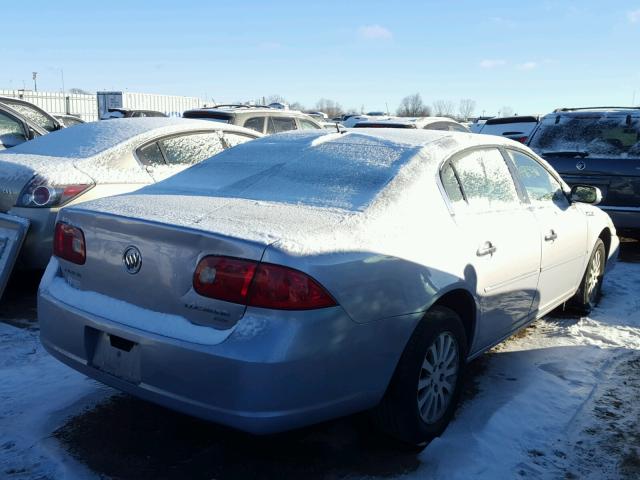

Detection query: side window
(267, 116), (297, 134)
(136, 142), (165, 167)
(159, 132), (225, 165)
(0, 112), (27, 148)
(222, 132), (254, 148)
(508, 150), (567, 206)
(441, 163), (465, 204)
(299, 119), (320, 130)
(243, 117), (265, 133)
(5, 102), (57, 132)
(425, 122), (449, 131)
(449, 123), (468, 133)
(451, 148), (520, 211)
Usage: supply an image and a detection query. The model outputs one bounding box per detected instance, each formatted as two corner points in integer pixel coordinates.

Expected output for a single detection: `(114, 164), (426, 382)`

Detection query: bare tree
(265, 94), (287, 105)
(315, 98), (344, 118)
(396, 93), (431, 117)
(289, 101), (305, 111)
(432, 100), (456, 117)
(458, 99), (476, 120)
(498, 106), (514, 117)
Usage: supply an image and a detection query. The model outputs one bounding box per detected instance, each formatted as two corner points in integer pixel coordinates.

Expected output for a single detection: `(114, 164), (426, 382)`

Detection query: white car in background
(352, 117), (469, 132)
(477, 116), (540, 143)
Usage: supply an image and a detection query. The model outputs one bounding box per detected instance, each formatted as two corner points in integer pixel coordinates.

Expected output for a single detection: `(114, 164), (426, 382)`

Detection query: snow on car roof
(126, 129), (487, 211)
(3, 117), (232, 159)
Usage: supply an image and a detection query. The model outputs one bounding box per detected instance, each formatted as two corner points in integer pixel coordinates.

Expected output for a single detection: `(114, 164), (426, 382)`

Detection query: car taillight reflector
(53, 222), (86, 265)
(515, 136), (528, 143)
(193, 256), (336, 310)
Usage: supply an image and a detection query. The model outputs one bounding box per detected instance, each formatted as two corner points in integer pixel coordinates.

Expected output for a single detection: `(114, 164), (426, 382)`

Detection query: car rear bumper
(38, 260), (418, 434)
(9, 206), (58, 270)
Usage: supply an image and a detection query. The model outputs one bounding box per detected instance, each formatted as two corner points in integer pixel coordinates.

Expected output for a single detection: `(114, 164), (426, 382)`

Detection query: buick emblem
(576, 160), (586, 171)
(122, 246), (142, 274)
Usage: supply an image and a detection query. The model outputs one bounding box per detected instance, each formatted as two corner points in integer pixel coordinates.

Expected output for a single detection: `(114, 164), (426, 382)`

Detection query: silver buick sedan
(39, 129), (618, 446)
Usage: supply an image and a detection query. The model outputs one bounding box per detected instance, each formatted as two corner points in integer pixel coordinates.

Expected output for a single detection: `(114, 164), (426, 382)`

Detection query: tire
(372, 306), (468, 447)
(572, 238), (606, 314)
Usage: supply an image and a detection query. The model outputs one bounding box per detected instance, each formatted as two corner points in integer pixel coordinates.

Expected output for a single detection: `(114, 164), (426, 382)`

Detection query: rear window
(183, 111), (231, 123)
(529, 114), (640, 158)
(1, 100), (57, 132)
(151, 138), (414, 211)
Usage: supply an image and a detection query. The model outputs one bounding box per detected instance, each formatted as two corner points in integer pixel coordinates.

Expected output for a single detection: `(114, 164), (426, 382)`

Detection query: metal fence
(0, 89), (98, 121)
(0, 90), (207, 122)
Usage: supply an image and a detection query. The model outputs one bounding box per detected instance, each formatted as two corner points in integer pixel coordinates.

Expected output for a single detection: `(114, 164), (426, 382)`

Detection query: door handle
(477, 241), (497, 257)
(544, 229), (558, 242)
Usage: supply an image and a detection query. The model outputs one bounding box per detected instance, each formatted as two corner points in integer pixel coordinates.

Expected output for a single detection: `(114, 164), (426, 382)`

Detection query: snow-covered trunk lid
(56, 208), (270, 330)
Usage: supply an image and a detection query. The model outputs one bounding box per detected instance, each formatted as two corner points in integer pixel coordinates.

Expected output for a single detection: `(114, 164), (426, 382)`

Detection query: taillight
(193, 256), (336, 310)
(53, 222), (86, 265)
(514, 136), (528, 143)
(16, 175), (94, 208)
(193, 256), (257, 305)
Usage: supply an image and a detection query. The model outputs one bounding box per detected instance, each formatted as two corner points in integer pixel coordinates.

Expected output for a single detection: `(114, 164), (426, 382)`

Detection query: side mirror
(570, 185), (602, 205)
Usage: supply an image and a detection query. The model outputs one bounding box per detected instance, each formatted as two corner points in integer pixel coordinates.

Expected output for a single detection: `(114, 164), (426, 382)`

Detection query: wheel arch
(427, 287), (478, 353)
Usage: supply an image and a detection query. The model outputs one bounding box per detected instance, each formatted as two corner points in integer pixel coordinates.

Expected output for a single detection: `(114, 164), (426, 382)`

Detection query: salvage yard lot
(1, 241), (639, 480)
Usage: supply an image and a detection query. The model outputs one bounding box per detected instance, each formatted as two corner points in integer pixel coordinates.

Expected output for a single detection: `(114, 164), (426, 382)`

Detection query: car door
(441, 147), (541, 349)
(506, 148), (588, 314)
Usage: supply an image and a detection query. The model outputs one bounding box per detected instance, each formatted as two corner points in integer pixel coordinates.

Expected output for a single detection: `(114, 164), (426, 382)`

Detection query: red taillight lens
(515, 136), (528, 143)
(193, 256), (257, 305)
(53, 222), (86, 265)
(248, 263), (336, 310)
(193, 256), (336, 310)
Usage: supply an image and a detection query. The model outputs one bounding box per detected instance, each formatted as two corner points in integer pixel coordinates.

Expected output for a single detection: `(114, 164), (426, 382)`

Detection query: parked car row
(0, 95), (628, 448)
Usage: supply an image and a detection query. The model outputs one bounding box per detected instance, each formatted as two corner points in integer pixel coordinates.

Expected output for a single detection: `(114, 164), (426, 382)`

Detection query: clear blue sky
(2, 0), (639, 116)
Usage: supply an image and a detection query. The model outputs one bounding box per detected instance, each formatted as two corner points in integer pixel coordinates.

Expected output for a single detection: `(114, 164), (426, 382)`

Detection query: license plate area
(86, 327), (141, 384)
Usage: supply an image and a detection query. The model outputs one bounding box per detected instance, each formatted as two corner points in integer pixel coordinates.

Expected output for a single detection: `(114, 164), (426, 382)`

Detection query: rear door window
(243, 117), (265, 133)
(159, 132), (225, 165)
(448, 148), (520, 211)
(267, 116), (297, 134)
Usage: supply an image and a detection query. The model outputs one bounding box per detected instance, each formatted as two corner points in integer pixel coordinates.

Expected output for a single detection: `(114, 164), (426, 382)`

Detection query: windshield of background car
(0, 100), (57, 132)
(529, 114), (640, 158)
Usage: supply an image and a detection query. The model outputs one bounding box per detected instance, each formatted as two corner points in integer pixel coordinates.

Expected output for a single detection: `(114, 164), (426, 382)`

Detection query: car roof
(185, 106), (310, 116)
(5, 117), (259, 158)
(550, 107), (640, 115)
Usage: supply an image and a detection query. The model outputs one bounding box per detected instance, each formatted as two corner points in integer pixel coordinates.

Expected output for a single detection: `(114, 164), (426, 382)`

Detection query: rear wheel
(373, 306), (467, 447)
(572, 238), (606, 313)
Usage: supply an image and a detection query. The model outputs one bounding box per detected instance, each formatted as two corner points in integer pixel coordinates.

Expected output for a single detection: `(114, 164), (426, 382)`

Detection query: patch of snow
(44, 263), (234, 346)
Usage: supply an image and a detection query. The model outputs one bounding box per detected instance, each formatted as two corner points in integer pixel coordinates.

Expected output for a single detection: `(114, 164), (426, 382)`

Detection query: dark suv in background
(528, 107), (640, 238)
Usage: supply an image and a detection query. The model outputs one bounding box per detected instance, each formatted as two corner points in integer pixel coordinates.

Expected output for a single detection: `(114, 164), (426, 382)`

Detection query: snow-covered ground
(1, 258), (639, 479)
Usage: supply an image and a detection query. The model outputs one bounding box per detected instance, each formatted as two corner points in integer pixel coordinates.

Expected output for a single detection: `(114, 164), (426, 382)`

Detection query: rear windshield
(529, 114), (640, 158)
(152, 136), (414, 211)
(183, 111), (231, 123)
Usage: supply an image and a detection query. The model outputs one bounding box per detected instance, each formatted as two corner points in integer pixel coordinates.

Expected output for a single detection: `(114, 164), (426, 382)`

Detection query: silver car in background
(0, 117), (260, 270)
(39, 129), (618, 446)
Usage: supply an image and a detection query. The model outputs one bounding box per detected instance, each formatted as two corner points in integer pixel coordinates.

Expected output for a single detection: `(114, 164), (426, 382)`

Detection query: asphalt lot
(1, 239), (639, 480)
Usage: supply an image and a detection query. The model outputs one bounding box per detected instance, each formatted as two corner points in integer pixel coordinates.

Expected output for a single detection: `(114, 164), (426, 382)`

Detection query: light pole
(32, 72), (38, 92)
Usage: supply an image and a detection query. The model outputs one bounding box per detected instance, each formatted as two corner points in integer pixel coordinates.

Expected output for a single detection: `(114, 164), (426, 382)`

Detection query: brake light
(514, 136), (528, 143)
(193, 256), (257, 305)
(53, 222), (86, 265)
(193, 256), (336, 310)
